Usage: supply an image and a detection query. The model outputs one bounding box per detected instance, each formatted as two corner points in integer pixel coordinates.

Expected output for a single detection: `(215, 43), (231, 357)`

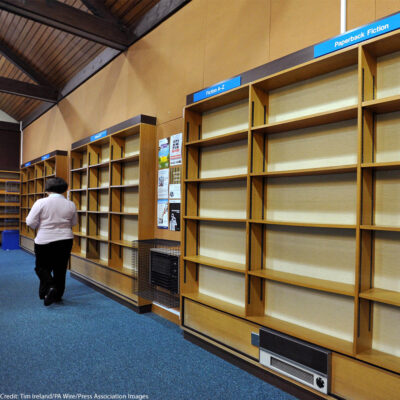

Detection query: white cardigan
(26, 193), (77, 245)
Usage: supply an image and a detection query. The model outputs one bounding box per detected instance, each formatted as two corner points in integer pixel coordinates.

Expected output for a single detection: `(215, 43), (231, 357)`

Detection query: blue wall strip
(314, 12), (400, 58)
(41, 154), (50, 161)
(193, 76), (241, 102)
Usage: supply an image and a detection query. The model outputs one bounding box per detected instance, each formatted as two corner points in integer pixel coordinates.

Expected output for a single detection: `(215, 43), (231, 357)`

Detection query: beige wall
(22, 0), (400, 238)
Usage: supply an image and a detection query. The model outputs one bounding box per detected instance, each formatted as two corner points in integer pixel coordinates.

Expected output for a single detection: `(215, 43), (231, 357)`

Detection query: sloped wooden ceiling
(0, 0), (189, 126)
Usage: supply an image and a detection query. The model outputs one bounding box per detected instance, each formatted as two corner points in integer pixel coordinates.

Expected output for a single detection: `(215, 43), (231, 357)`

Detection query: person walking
(26, 177), (77, 306)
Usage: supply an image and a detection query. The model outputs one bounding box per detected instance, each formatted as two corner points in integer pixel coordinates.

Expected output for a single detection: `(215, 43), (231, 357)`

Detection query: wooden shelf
(251, 164), (357, 178)
(0, 178), (20, 183)
(68, 116), (156, 308)
(251, 105), (358, 135)
(357, 349), (400, 375)
(110, 184), (139, 189)
(250, 219), (356, 230)
(88, 186), (109, 191)
(20, 152), (68, 248)
(362, 94), (400, 114)
(183, 292), (246, 318)
(0, 214), (19, 219)
(359, 288), (400, 307)
(71, 250), (87, 258)
(0, 202), (19, 206)
(111, 153), (140, 163)
(186, 128), (248, 148)
(73, 232), (87, 237)
(85, 234), (108, 242)
(361, 225), (400, 232)
(248, 314), (354, 355)
(184, 216), (247, 223)
(109, 212), (138, 216)
(109, 239), (137, 248)
(184, 255), (246, 273)
(69, 188), (87, 192)
(185, 174), (247, 183)
(361, 161), (400, 170)
(70, 167), (87, 173)
(181, 33), (400, 379)
(253, 48), (358, 92)
(89, 161), (110, 169)
(249, 269), (355, 297)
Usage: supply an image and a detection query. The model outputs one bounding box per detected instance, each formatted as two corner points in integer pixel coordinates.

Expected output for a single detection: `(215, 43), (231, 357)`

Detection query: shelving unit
(0, 170), (20, 237)
(181, 29), (400, 387)
(19, 151), (69, 253)
(68, 115), (156, 311)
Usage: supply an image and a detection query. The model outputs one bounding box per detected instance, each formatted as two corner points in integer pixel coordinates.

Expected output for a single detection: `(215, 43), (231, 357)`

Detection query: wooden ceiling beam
(0, 0), (131, 50)
(130, 0), (190, 43)
(0, 121), (19, 132)
(21, 0), (193, 128)
(80, 0), (127, 27)
(0, 77), (58, 102)
(0, 41), (54, 88)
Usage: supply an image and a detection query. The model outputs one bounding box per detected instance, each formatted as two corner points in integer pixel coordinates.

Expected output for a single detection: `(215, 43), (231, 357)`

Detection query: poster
(169, 166), (181, 200)
(158, 169), (169, 199)
(158, 138), (170, 169)
(157, 199), (169, 229)
(169, 201), (181, 231)
(169, 184), (180, 200)
(169, 133), (182, 166)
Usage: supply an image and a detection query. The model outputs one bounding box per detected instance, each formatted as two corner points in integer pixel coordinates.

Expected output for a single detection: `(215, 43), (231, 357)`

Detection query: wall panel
(21, 0), (398, 237)
(269, 0), (340, 61)
(203, 0), (270, 87)
(347, 0), (375, 31)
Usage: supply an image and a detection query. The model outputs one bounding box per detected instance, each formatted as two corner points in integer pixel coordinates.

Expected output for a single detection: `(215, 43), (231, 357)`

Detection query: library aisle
(0, 249), (298, 400)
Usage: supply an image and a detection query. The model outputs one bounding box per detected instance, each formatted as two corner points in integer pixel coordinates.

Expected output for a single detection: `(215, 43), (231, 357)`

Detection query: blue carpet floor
(0, 249), (298, 400)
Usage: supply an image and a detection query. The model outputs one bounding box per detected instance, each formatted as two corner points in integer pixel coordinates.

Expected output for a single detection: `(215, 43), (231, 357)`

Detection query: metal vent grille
(271, 356), (314, 385)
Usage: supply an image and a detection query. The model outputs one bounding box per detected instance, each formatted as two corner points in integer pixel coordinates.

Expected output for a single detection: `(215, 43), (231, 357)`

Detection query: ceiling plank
(0, 77), (58, 102)
(0, 0), (131, 50)
(0, 41), (54, 87)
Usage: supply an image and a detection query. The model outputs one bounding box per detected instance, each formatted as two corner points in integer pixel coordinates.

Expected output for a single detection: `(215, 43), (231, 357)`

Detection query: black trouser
(34, 239), (73, 300)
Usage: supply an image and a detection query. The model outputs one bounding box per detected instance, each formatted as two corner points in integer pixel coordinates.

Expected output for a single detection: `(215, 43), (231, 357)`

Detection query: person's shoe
(44, 287), (57, 306)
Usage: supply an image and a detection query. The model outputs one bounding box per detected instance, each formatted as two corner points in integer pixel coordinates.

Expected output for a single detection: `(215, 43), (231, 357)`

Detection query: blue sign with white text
(90, 129), (107, 142)
(314, 12), (400, 58)
(193, 76), (242, 102)
(41, 154), (50, 161)
(24, 162), (31, 167)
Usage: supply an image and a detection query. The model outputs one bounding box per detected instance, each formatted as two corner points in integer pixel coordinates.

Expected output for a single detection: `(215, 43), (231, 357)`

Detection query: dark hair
(45, 177), (68, 194)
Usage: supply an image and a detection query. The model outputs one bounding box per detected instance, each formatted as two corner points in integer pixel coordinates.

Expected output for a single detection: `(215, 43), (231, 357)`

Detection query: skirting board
(20, 246), (34, 255)
(70, 270), (152, 314)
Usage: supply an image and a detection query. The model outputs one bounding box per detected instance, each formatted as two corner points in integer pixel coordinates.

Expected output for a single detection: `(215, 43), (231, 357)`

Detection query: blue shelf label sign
(314, 12), (400, 58)
(193, 76), (242, 102)
(41, 154), (50, 161)
(24, 162), (31, 167)
(90, 129), (107, 142)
